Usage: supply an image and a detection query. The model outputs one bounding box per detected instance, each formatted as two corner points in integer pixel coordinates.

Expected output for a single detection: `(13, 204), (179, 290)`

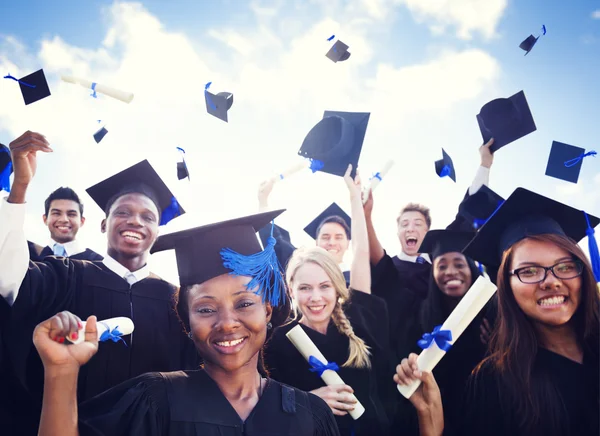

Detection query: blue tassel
(309, 159), (324, 173)
(478, 261), (484, 274)
(584, 211), (600, 283)
(159, 196), (182, 226)
(4, 73), (36, 88)
(473, 199), (505, 230)
(327, 34), (335, 41)
(0, 161), (11, 193)
(90, 82), (98, 98)
(564, 150), (596, 168)
(220, 221), (285, 307)
(439, 164), (451, 178)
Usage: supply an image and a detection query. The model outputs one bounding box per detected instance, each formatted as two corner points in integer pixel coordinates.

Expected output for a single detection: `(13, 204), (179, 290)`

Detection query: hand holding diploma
(362, 160), (394, 205)
(62, 75), (134, 103)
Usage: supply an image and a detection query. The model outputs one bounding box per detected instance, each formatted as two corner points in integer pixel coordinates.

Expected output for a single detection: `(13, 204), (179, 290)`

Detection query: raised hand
(310, 384), (357, 416)
(479, 138), (494, 169)
(363, 189), (374, 219)
(33, 311), (99, 372)
(258, 177), (277, 211)
(394, 353), (443, 415)
(9, 130), (52, 187)
(343, 164), (362, 201)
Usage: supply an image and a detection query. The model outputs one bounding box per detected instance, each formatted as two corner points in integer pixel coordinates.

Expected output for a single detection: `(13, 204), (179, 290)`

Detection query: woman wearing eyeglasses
(457, 188), (599, 436)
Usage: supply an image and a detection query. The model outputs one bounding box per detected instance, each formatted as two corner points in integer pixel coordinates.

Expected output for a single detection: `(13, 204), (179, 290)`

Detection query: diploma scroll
(66, 317), (135, 345)
(397, 276), (497, 398)
(362, 160), (395, 205)
(274, 161), (307, 182)
(286, 325), (366, 419)
(61, 76), (134, 103)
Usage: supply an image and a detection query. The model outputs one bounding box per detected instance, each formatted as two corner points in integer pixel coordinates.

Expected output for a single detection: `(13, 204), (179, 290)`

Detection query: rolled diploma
(67, 317), (135, 345)
(397, 276), (497, 399)
(286, 325), (366, 419)
(274, 161), (307, 182)
(61, 75), (134, 103)
(362, 160), (395, 205)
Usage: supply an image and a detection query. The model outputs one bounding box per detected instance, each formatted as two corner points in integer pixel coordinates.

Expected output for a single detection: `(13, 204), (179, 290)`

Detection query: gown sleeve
(307, 392), (341, 436)
(79, 372), (170, 436)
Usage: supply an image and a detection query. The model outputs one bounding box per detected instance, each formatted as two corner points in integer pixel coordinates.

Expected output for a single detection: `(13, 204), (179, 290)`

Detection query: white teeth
(216, 338), (245, 347)
(308, 305), (325, 312)
(122, 231), (142, 240)
(446, 279), (462, 286)
(538, 296), (566, 306)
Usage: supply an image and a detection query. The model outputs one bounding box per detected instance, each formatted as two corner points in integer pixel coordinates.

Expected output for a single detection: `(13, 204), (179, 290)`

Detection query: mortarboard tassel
(473, 200), (505, 230)
(159, 196), (182, 226)
(205, 81), (217, 110)
(3, 73), (36, 88)
(0, 161), (12, 193)
(221, 221), (286, 307)
(564, 150), (596, 168)
(584, 211), (600, 283)
(309, 159), (324, 173)
(439, 165), (451, 178)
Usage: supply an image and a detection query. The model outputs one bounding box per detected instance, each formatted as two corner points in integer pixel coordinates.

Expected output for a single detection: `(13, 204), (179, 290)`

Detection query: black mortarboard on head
(304, 202), (352, 240)
(298, 110), (370, 178)
(176, 147), (190, 181)
(476, 90), (537, 153)
(4, 69), (51, 105)
(435, 148), (456, 182)
(458, 185), (505, 230)
(86, 159), (185, 226)
(545, 141), (596, 184)
(463, 187), (600, 269)
(419, 230), (475, 260)
(325, 39), (351, 63)
(0, 143), (12, 193)
(205, 81), (233, 123)
(150, 210), (287, 306)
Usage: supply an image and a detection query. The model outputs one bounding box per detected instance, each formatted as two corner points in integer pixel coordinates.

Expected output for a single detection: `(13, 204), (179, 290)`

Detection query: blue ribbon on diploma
(564, 150), (596, 168)
(90, 82), (98, 98)
(3, 73), (36, 88)
(99, 325), (127, 346)
(371, 172), (382, 181)
(309, 159), (324, 173)
(417, 325), (453, 352)
(308, 356), (339, 376)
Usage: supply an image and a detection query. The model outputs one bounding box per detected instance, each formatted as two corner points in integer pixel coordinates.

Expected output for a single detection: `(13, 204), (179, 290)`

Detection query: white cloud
(592, 10), (600, 19)
(0, 1), (502, 285)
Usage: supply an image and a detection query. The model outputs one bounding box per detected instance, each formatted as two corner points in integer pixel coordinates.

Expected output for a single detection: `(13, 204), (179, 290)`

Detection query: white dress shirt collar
(49, 238), (85, 257)
(397, 251), (431, 264)
(101, 253), (150, 285)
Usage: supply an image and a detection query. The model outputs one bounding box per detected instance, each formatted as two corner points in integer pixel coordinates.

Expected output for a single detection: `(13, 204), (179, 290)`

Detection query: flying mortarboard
(298, 110), (370, 178)
(4, 69), (51, 105)
(0, 143), (12, 193)
(326, 39), (351, 63)
(93, 124), (109, 144)
(151, 210), (287, 305)
(519, 25), (546, 56)
(435, 148), (456, 182)
(303, 202), (351, 240)
(205, 81), (233, 123)
(419, 230), (475, 260)
(476, 90), (537, 153)
(545, 141), (596, 184)
(176, 147), (190, 181)
(463, 187), (600, 269)
(86, 159), (185, 226)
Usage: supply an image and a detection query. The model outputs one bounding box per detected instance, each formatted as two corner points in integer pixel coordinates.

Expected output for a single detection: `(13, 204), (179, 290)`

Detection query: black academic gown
(27, 240), (104, 262)
(1, 258), (199, 436)
(78, 370), (340, 436)
(265, 291), (394, 436)
(460, 348), (599, 436)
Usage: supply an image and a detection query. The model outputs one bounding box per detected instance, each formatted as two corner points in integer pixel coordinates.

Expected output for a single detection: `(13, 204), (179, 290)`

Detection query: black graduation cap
(298, 110), (370, 178)
(6, 69), (52, 105)
(93, 126), (108, 144)
(476, 90), (537, 153)
(205, 89), (234, 123)
(519, 35), (539, 55)
(325, 40), (351, 63)
(435, 148), (456, 182)
(463, 187), (600, 267)
(0, 143), (12, 193)
(303, 202), (351, 240)
(177, 161), (190, 180)
(458, 185), (505, 230)
(545, 141), (594, 184)
(150, 210), (286, 299)
(419, 230), (475, 260)
(86, 159), (185, 226)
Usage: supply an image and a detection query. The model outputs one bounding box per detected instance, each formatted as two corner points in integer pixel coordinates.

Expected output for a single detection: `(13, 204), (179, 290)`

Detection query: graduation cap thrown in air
(4, 69), (51, 105)
(0, 143), (12, 193)
(519, 35), (539, 55)
(86, 159), (185, 226)
(304, 202), (351, 240)
(176, 147), (190, 181)
(463, 187), (600, 269)
(435, 148), (456, 182)
(419, 230), (475, 260)
(545, 141), (596, 184)
(298, 110), (370, 178)
(205, 82), (233, 123)
(150, 209), (287, 306)
(476, 90), (537, 153)
(326, 40), (351, 63)
(93, 126), (108, 144)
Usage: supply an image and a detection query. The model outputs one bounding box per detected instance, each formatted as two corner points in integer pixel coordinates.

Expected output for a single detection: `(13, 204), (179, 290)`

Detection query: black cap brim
(303, 202), (351, 240)
(419, 230), (475, 260)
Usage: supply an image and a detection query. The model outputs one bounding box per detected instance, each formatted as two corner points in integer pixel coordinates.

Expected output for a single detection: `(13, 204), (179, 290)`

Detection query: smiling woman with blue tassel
(32, 209), (341, 436)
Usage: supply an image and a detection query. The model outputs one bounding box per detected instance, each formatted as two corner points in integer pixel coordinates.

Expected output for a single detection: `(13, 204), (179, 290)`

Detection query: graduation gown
(460, 348), (599, 436)
(78, 370), (340, 436)
(1, 258), (199, 435)
(264, 291), (394, 436)
(27, 240), (104, 262)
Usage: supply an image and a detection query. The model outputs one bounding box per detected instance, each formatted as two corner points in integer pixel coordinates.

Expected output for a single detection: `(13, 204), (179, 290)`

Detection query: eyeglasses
(510, 260), (584, 284)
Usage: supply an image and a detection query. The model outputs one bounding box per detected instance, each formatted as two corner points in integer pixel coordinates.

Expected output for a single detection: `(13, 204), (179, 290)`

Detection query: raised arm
(258, 177), (277, 213)
(0, 131), (52, 305)
(468, 138), (494, 195)
(363, 190), (385, 265)
(344, 165), (370, 294)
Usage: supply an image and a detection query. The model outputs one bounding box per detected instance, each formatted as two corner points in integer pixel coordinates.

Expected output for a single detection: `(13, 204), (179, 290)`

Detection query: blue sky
(0, 0), (599, 284)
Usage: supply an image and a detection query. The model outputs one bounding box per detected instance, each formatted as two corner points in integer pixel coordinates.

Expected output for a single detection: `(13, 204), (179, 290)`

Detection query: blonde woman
(264, 165), (395, 436)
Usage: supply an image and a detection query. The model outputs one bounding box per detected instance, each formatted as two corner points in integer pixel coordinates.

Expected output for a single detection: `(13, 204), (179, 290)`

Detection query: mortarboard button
(303, 202), (351, 240)
(326, 40), (351, 63)
(93, 126), (109, 144)
(463, 187), (600, 267)
(4, 69), (51, 105)
(435, 148), (456, 182)
(0, 143), (12, 193)
(519, 35), (538, 55)
(205, 82), (233, 122)
(545, 141), (596, 184)
(476, 90), (537, 153)
(419, 230), (475, 260)
(298, 110), (370, 178)
(86, 159), (185, 226)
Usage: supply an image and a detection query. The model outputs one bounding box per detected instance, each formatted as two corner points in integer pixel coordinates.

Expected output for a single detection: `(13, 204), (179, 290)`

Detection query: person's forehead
(319, 222), (346, 234)
(49, 199), (80, 212)
(435, 252), (466, 262)
(400, 211), (426, 221)
(111, 192), (158, 213)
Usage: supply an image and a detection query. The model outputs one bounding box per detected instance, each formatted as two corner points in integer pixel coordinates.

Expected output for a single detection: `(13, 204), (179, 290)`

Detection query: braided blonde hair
(286, 246), (371, 369)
